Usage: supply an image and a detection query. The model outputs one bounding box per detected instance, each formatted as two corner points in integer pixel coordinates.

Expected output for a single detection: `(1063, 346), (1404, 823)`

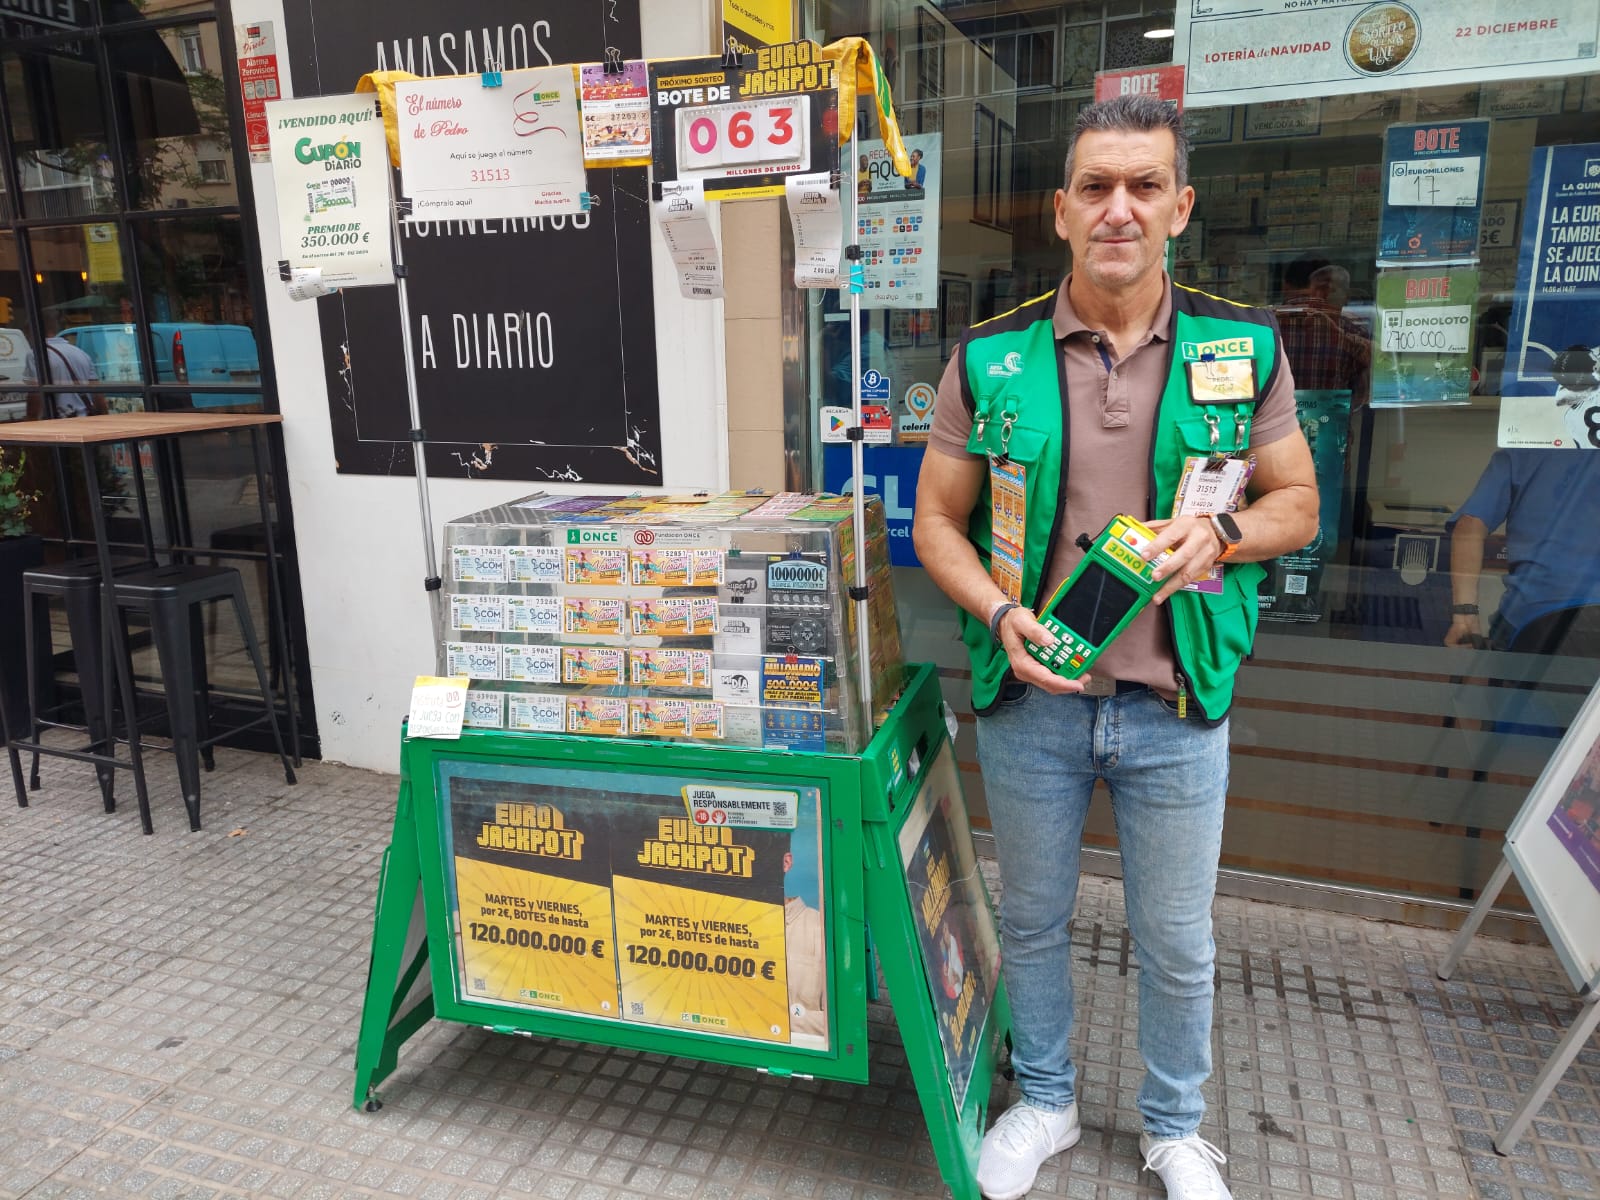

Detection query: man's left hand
(1143, 515), (1224, 604)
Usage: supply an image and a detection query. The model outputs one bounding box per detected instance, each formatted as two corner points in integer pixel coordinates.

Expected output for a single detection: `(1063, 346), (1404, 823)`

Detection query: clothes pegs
(602, 46), (626, 75)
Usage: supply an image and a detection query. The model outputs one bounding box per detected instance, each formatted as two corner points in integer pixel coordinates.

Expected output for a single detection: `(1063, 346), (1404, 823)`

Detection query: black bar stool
(113, 563), (296, 831)
(22, 559), (145, 811)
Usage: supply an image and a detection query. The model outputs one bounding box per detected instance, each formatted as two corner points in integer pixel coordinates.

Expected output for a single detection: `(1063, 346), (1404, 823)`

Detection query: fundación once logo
(986, 351), (1024, 378)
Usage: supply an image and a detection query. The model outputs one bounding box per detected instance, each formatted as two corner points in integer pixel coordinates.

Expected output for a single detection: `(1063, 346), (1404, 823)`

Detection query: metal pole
(847, 123), (872, 726)
(389, 197), (445, 632)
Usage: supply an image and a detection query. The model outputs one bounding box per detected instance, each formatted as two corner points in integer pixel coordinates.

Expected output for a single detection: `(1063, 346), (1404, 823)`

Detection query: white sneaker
(1140, 1133), (1233, 1200)
(976, 1101), (1080, 1200)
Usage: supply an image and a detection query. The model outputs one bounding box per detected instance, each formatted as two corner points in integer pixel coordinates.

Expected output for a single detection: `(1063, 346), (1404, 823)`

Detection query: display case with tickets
(436, 491), (906, 754)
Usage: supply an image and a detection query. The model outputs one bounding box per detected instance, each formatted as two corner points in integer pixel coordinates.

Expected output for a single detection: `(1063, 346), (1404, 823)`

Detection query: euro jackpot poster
(439, 764), (621, 1019)
(611, 783), (828, 1047)
(897, 741), (1001, 1113)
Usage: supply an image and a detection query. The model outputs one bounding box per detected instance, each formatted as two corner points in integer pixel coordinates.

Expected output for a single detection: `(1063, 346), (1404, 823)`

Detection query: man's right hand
(995, 604), (1089, 694)
(1444, 612), (1483, 648)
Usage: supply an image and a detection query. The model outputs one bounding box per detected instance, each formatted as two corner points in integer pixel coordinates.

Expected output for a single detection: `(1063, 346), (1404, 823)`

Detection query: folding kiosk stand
(324, 40), (1010, 1200)
(353, 665), (1011, 1200)
(1440, 677), (1600, 1155)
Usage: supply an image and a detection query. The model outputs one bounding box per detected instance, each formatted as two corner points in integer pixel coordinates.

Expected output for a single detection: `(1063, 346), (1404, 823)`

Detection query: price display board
(1372, 266), (1478, 406)
(678, 94), (810, 174)
(649, 40), (840, 201)
(1377, 120), (1489, 267)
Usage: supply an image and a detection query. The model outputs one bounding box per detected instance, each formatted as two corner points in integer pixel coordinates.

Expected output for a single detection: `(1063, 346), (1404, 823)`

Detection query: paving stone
(2, 753), (1598, 1198)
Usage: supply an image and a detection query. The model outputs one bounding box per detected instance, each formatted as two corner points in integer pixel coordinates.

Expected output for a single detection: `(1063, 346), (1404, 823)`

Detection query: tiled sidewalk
(1, 747), (1597, 1200)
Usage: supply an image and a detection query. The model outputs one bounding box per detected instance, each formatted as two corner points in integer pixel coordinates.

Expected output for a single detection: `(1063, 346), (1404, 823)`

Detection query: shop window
(109, 24), (237, 210)
(131, 216), (259, 406)
(801, 0), (1600, 905)
(3, 44), (115, 220)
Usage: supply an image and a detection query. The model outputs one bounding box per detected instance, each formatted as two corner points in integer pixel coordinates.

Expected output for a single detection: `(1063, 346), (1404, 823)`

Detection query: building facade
(2, 0), (1595, 917)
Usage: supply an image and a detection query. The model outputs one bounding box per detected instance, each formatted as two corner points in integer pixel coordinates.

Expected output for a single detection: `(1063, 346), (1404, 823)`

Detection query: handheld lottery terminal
(1024, 515), (1172, 680)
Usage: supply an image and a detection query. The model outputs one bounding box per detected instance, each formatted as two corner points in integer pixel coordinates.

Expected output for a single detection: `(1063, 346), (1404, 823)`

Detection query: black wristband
(988, 601), (1021, 641)
(1451, 603), (1480, 616)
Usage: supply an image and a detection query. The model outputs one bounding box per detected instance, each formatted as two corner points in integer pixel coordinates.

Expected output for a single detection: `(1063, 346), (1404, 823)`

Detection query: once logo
(633, 529), (656, 546)
(566, 528), (620, 544)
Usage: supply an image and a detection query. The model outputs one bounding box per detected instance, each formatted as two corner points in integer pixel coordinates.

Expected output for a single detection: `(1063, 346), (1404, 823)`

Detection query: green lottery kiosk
(351, 491), (1011, 1200)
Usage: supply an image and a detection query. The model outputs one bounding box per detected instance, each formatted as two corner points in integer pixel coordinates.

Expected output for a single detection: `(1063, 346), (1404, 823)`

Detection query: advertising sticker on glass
(857, 133), (942, 310)
(1177, 0), (1600, 108)
(1377, 120), (1488, 267)
(1499, 143), (1600, 450)
(1372, 267), (1477, 406)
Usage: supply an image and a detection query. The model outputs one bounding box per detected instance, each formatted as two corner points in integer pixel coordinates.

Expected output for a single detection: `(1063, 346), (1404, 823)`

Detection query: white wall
(238, 0), (726, 769)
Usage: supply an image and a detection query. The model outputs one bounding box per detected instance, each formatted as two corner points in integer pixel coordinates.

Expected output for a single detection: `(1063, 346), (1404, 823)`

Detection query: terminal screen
(1051, 562), (1140, 647)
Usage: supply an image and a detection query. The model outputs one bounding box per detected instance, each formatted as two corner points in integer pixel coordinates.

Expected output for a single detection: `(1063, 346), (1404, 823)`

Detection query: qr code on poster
(1284, 574), (1308, 595)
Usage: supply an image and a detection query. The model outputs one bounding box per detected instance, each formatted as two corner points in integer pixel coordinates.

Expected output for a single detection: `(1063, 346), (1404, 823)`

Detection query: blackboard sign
(281, 1), (662, 485)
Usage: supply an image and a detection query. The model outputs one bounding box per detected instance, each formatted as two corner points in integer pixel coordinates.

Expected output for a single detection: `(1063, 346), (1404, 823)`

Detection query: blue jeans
(975, 684), (1229, 1138)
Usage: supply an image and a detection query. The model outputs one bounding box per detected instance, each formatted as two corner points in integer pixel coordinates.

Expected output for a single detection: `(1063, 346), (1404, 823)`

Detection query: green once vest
(957, 282), (1282, 722)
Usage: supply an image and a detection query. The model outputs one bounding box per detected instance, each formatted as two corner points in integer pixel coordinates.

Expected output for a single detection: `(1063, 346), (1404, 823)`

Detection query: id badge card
(1172, 454), (1254, 594)
(989, 456), (1027, 603)
(1186, 358), (1256, 405)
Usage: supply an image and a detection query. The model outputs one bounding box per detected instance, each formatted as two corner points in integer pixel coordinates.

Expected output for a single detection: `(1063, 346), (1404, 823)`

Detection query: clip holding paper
(849, 262), (866, 296)
(579, 192), (602, 212)
(481, 71), (502, 88)
(827, 169), (843, 192)
(721, 36), (746, 68)
(602, 46), (626, 75)
(277, 259), (291, 282)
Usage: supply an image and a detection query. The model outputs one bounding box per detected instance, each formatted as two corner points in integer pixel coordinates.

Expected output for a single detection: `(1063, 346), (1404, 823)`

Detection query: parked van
(60, 322), (261, 405)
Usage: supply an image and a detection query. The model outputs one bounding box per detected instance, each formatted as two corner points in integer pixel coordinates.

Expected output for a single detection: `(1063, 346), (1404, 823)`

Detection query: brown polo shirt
(927, 275), (1301, 693)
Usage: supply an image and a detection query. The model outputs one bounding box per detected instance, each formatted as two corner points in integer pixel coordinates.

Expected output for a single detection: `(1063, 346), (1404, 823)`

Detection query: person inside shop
(1273, 255), (1370, 406)
(1444, 448), (1600, 655)
(912, 95), (1317, 1200)
(23, 314), (104, 419)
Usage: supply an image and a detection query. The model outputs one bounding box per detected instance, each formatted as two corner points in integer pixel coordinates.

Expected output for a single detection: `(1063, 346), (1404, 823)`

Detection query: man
(1444, 448), (1600, 655)
(23, 319), (104, 419)
(1274, 255), (1370, 404)
(912, 96), (1317, 1200)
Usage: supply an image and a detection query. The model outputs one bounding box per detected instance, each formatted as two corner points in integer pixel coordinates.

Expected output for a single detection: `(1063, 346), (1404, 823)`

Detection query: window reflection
(26, 223), (140, 383)
(0, 232), (37, 420)
(0, 1), (97, 38)
(133, 217), (259, 405)
(109, 23), (236, 210)
(3, 44), (115, 219)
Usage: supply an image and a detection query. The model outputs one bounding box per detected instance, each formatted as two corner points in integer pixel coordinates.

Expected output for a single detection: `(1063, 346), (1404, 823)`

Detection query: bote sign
(1093, 65), (1186, 109)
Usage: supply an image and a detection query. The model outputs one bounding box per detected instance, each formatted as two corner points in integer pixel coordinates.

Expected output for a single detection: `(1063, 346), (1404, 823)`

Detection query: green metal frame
(352, 663), (1010, 1199)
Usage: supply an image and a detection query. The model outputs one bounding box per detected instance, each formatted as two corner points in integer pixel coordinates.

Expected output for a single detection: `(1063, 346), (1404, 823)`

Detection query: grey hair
(1063, 95), (1190, 191)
